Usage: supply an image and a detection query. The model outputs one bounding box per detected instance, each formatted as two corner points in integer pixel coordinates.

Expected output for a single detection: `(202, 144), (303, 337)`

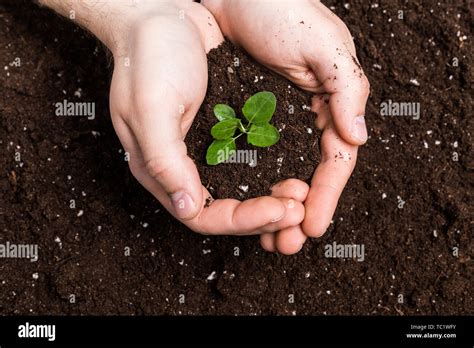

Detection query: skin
(39, 0), (305, 239)
(39, 0), (369, 254)
(202, 0), (371, 251)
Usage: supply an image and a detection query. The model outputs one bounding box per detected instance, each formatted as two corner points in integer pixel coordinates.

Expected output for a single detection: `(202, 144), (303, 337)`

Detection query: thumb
(310, 50), (370, 145)
(131, 99), (203, 220)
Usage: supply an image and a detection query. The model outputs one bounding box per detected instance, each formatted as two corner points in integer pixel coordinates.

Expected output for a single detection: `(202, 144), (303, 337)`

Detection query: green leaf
(214, 104), (236, 121)
(242, 91), (276, 125)
(206, 139), (236, 165)
(247, 123), (280, 147)
(211, 119), (240, 140)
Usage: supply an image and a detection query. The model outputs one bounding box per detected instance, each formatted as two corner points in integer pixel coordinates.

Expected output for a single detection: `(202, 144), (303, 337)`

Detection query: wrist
(38, 0), (190, 57)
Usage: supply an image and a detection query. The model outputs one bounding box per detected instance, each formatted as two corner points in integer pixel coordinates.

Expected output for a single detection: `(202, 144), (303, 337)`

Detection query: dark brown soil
(0, 0), (472, 316)
(186, 41), (319, 201)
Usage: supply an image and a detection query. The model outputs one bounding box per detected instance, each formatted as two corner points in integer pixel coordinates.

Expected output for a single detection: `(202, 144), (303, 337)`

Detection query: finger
(185, 1), (224, 52)
(126, 20), (208, 220)
(270, 178), (310, 202)
(260, 179), (309, 252)
(270, 180), (308, 255)
(302, 125), (358, 238)
(130, 99), (203, 220)
(195, 195), (291, 235)
(257, 198), (305, 234)
(305, 37), (370, 146)
(260, 233), (276, 252)
(311, 94), (332, 130)
(275, 225), (307, 255)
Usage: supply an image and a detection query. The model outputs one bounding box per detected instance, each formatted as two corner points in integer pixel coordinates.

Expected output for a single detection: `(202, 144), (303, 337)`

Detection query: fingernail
(170, 190), (195, 219)
(271, 213), (285, 223)
(351, 115), (368, 142)
(287, 199), (295, 209)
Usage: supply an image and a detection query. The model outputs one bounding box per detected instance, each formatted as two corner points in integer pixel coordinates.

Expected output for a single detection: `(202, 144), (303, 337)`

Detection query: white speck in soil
(433, 230), (438, 238)
(32, 273), (39, 280)
(238, 184), (249, 192)
(373, 63), (382, 70)
(202, 249), (211, 255)
(305, 272), (311, 278)
(409, 78), (420, 86)
(435, 140), (441, 145)
(382, 193), (387, 199)
(326, 290), (331, 295)
(423, 141), (429, 149)
(300, 156), (304, 161)
(74, 88), (82, 98)
(77, 210), (84, 217)
(54, 236), (62, 249)
(453, 141), (458, 148)
(307, 127), (313, 134)
(178, 259), (184, 266)
(207, 271), (217, 281)
(142, 222), (149, 228)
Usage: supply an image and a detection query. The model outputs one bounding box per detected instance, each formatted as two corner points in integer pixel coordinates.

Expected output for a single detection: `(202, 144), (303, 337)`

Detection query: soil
(186, 40), (319, 201)
(0, 0), (472, 316)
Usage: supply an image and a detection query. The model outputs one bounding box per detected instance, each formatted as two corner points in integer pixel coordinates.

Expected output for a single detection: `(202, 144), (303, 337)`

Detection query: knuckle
(145, 157), (174, 181)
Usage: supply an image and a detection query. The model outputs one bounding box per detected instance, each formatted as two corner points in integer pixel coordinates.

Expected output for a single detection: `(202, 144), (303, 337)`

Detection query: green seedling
(206, 91), (280, 165)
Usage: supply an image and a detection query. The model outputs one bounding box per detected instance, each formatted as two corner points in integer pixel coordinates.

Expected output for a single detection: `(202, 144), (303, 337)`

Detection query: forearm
(37, 0), (185, 55)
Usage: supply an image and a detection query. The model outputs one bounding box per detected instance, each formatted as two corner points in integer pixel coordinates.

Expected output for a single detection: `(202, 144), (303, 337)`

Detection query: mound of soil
(186, 40), (319, 200)
(0, 0), (472, 315)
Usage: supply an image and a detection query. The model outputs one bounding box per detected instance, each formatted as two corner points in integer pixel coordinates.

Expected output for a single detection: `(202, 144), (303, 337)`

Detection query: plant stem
(232, 132), (245, 142)
(239, 120), (247, 133)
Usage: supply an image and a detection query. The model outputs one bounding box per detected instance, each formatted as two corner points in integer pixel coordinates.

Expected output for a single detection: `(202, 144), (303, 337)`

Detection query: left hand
(202, 0), (370, 252)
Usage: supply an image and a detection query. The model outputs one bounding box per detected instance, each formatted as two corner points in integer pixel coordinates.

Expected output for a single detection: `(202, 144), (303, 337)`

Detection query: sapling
(206, 91), (280, 165)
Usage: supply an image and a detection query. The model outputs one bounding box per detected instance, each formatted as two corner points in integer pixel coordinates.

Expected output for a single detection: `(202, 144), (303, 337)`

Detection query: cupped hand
(108, 0), (305, 236)
(203, 0), (370, 246)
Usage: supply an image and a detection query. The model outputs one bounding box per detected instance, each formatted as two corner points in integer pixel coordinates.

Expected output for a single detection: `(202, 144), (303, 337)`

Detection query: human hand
(104, 0), (306, 235)
(203, 0), (370, 243)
